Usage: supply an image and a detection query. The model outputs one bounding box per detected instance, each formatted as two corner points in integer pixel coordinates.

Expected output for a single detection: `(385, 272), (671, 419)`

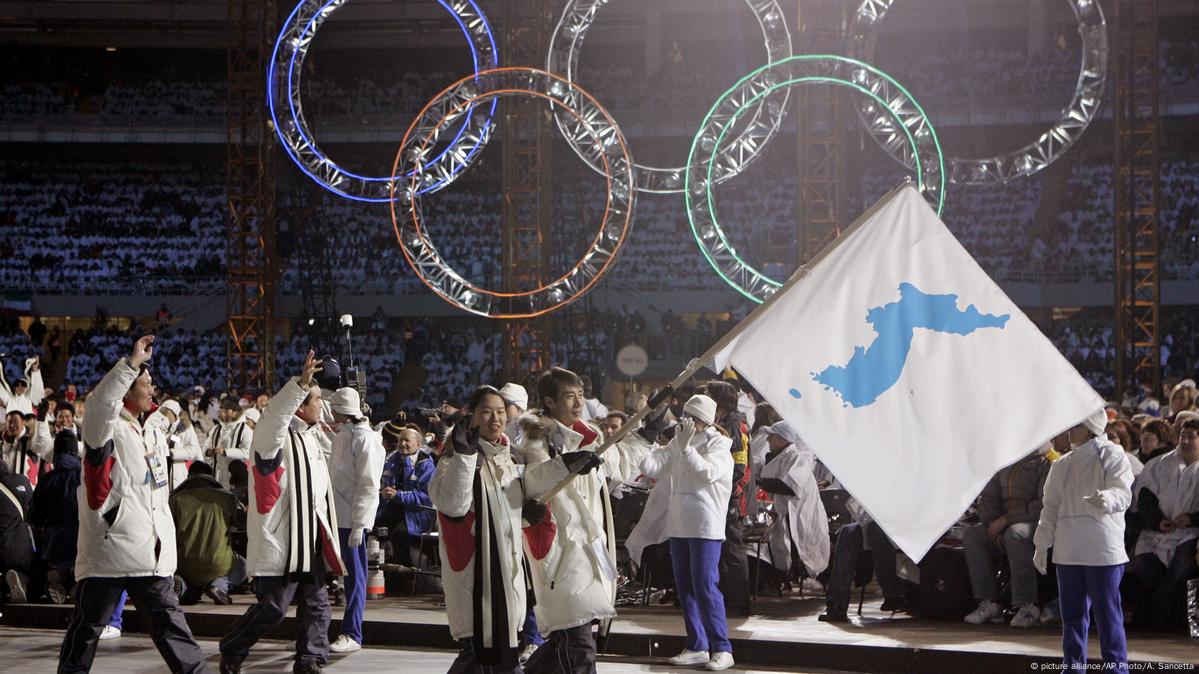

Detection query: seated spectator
(819, 497), (911, 623)
(375, 423), (434, 566)
(1129, 417), (1199, 629)
(31, 428), (81, 604)
(168, 461), (245, 605)
(0, 443), (34, 603)
(1137, 419), (1177, 466)
(1106, 419), (1144, 478)
(963, 445), (1057, 627)
(755, 422), (829, 587)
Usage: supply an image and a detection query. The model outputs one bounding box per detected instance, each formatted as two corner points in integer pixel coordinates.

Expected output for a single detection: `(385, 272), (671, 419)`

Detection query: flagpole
(534, 178), (916, 505)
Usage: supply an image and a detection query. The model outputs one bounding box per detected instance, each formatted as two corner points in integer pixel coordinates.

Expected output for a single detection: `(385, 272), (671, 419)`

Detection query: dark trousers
(1131, 538), (1199, 628)
(523, 623), (596, 674)
(219, 575), (331, 669)
(718, 516), (750, 613)
(58, 575), (207, 674)
(446, 638), (522, 674)
(1057, 564), (1127, 672)
(826, 522), (902, 612)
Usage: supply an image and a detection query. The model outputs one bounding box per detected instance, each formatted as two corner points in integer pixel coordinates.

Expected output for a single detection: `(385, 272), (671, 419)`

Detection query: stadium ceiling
(2, 0), (1196, 50)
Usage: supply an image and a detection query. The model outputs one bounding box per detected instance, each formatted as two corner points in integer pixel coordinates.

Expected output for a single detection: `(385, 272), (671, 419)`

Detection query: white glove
(1033, 545), (1049, 575)
(348, 527), (365, 548)
(1083, 489), (1111, 512)
(675, 418), (697, 448)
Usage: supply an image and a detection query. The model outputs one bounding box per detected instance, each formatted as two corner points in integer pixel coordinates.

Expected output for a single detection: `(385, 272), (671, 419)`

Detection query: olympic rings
(547, 0), (793, 194)
(686, 55), (945, 304)
(268, 0), (499, 202)
(390, 67), (636, 319)
(849, 0), (1107, 185)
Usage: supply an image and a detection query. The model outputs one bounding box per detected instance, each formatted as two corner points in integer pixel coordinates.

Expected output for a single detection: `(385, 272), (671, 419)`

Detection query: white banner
(714, 185), (1104, 561)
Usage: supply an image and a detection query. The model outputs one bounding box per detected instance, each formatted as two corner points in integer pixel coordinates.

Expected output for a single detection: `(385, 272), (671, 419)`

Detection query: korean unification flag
(714, 185), (1104, 562)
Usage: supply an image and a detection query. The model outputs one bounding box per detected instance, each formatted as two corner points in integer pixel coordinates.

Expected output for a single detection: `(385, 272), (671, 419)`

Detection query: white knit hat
(1081, 408), (1109, 436)
(329, 387), (362, 417)
(159, 400), (182, 418)
(499, 383), (529, 411)
(243, 408), (261, 424)
(682, 394), (717, 425)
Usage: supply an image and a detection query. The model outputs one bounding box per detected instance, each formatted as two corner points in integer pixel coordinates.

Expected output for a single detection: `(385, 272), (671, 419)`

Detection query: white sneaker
(1010, 604), (1041, 628)
(1039, 603), (1061, 626)
(668, 649), (709, 666)
(329, 635), (361, 653)
(5, 570), (27, 604)
(99, 626), (122, 641)
(706, 652), (735, 671)
(963, 600), (1004, 625)
(518, 643), (538, 665)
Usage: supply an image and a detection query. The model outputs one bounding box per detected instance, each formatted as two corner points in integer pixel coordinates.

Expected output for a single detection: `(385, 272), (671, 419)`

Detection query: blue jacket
(377, 449), (434, 538)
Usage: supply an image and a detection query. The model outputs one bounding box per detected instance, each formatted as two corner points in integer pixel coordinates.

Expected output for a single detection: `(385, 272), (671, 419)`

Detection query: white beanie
(766, 420), (800, 445)
(159, 400), (182, 418)
(499, 383), (529, 411)
(1081, 408), (1109, 436)
(243, 408), (261, 424)
(329, 387), (362, 417)
(682, 394), (717, 426)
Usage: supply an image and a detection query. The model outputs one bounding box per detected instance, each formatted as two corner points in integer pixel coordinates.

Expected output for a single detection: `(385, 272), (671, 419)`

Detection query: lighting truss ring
(547, 0), (792, 194)
(686, 54), (945, 304)
(390, 67), (636, 319)
(849, 0), (1107, 185)
(268, 0), (499, 202)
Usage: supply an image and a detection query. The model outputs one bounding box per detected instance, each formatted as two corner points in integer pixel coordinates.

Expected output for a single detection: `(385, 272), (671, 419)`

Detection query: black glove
(757, 477), (795, 497)
(450, 422), (480, 456)
(562, 450), (605, 475)
(522, 500), (548, 526)
(637, 391), (671, 442)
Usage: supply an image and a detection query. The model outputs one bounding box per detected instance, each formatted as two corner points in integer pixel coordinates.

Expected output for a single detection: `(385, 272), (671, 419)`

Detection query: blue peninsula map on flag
(811, 283), (1011, 408)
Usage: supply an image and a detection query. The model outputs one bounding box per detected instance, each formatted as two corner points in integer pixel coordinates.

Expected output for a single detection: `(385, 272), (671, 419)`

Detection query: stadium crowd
(1, 323), (1196, 674)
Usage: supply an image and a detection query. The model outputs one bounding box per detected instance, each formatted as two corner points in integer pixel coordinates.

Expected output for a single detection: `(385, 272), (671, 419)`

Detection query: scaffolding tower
(226, 0), (278, 391)
(1112, 0), (1161, 398)
(500, 0), (555, 382)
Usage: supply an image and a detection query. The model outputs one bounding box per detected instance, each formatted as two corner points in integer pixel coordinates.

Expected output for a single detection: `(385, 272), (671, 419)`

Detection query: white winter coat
(1033, 436), (1134, 567)
(246, 378), (345, 578)
(429, 437), (527, 647)
(329, 420), (384, 532)
(2, 422), (51, 486)
(1132, 449), (1199, 567)
(0, 363), (44, 416)
(76, 358), (177, 579)
(758, 439), (830, 576)
(630, 427), (733, 551)
(520, 419), (623, 633)
(205, 416), (254, 489)
(144, 410), (204, 490)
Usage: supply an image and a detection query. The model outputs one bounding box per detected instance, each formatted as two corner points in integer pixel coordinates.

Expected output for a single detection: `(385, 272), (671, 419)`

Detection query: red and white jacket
(246, 378), (345, 579)
(76, 359), (177, 579)
(2, 421), (51, 487)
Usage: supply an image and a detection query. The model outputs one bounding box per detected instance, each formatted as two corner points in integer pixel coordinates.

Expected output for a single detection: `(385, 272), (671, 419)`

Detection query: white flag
(714, 185), (1103, 561)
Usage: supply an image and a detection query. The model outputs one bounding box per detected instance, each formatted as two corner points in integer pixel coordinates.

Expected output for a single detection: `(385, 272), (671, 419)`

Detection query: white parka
(329, 420), (384, 532)
(246, 378), (345, 578)
(206, 416), (254, 489)
(143, 409), (204, 491)
(520, 418), (638, 633)
(76, 358), (177, 579)
(1132, 449), (1199, 567)
(626, 426), (734, 567)
(758, 439), (830, 576)
(0, 361), (44, 416)
(1034, 436), (1134, 567)
(429, 437), (527, 648)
